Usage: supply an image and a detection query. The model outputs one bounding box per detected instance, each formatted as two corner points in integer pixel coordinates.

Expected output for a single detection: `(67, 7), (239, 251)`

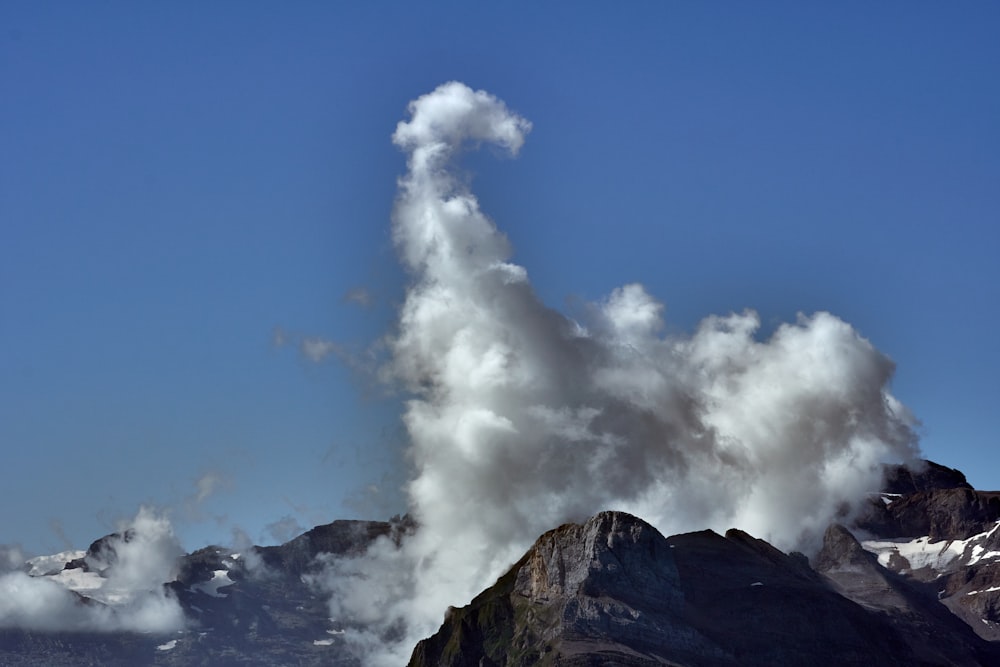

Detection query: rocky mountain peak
(513, 511), (681, 611)
(860, 464), (1000, 541)
(411, 499), (1000, 666)
(814, 523), (874, 571)
(882, 460), (972, 494)
(63, 529), (137, 573)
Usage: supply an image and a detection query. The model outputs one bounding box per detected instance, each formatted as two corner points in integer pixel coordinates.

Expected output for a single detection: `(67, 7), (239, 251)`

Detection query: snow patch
(966, 586), (1000, 596)
(26, 551), (85, 577)
(862, 536), (965, 572)
(46, 568), (104, 593)
(192, 570), (233, 598)
(862, 520), (1000, 574)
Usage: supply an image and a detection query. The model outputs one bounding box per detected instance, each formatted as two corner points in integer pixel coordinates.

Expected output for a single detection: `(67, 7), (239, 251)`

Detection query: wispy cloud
(299, 337), (340, 363)
(344, 287), (373, 308)
(264, 516), (305, 544)
(193, 472), (223, 505)
(271, 326), (288, 348)
(271, 326), (347, 365)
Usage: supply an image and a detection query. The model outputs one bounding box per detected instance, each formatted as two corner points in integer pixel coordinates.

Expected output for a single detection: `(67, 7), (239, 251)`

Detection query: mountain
(855, 462), (1000, 643)
(408, 511), (998, 666)
(1, 519), (411, 666)
(410, 460), (1000, 666)
(3, 461), (999, 665)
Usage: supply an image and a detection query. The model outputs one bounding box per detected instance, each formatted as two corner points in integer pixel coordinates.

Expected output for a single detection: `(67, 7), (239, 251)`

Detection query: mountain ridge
(2, 459), (999, 665)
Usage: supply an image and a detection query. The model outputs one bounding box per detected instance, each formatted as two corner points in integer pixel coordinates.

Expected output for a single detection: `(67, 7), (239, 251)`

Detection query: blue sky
(1, 2), (998, 555)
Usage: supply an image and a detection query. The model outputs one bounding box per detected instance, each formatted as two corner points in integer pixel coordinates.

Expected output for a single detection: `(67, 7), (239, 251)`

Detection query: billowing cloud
(315, 82), (922, 664)
(0, 507), (186, 633)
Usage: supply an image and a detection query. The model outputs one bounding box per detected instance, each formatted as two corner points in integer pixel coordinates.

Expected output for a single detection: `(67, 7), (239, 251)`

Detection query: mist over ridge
(314, 81), (923, 664)
(0, 507), (185, 634)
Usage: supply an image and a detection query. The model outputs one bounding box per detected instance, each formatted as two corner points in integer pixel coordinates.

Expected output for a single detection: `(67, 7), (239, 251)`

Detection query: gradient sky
(2, 2), (998, 556)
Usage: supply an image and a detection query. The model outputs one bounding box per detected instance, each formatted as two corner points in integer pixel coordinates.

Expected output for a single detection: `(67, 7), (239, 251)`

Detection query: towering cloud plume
(319, 81), (921, 663)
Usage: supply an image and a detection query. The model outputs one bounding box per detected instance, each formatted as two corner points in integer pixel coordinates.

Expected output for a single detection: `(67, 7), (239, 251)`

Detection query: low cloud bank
(0, 507), (186, 633)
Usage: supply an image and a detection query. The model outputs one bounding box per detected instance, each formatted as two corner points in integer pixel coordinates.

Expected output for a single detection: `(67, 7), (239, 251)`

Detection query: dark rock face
(409, 511), (717, 667)
(860, 459), (1000, 543)
(853, 462), (1000, 644)
(860, 487), (1000, 541)
(882, 460), (973, 495)
(411, 459), (1000, 667)
(410, 509), (1000, 666)
(666, 527), (916, 666)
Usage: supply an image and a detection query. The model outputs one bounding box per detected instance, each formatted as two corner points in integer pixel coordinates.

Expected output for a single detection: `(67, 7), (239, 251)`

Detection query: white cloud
(0, 507), (186, 633)
(314, 82), (922, 664)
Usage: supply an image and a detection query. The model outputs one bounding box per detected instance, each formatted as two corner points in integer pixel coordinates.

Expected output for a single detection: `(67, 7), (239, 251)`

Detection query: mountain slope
(409, 510), (1000, 666)
(856, 462), (1000, 642)
(3, 460), (999, 665)
(1, 519), (408, 666)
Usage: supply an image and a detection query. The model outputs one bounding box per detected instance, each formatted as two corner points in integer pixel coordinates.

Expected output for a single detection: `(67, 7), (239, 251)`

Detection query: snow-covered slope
(862, 516), (1000, 575)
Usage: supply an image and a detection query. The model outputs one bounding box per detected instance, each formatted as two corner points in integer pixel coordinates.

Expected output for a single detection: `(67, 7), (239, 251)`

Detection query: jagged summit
(410, 511), (709, 667)
(409, 506), (999, 666)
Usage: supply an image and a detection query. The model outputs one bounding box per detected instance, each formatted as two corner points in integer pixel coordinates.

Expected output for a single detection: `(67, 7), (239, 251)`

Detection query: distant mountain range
(3, 460), (999, 665)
